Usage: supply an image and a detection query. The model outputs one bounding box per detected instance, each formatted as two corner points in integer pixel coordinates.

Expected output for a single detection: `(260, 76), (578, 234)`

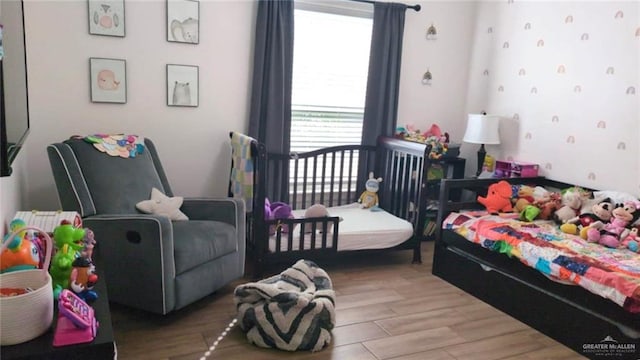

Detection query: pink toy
(264, 199), (295, 235)
(586, 202), (640, 248)
(621, 228), (640, 252)
(53, 289), (98, 347)
(477, 181), (513, 213)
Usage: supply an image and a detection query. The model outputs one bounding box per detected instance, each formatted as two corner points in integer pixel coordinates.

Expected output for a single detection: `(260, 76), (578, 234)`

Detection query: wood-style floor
(110, 242), (586, 360)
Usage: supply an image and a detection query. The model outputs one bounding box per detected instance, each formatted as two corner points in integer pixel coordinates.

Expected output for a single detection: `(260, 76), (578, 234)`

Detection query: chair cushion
(173, 220), (238, 275)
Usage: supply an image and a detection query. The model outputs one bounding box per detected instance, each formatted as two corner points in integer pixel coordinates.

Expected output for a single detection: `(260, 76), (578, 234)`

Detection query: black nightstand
(417, 156), (466, 241)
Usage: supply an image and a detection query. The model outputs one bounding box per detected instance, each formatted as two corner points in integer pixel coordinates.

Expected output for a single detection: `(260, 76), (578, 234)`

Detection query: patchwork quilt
(443, 211), (640, 313)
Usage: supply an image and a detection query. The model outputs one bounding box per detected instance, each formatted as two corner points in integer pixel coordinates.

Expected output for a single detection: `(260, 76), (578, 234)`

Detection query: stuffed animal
(560, 198), (614, 238)
(477, 180), (513, 213)
(621, 228), (640, 252)
(586, 201), (640, 248)
(553, 190), (583, 224)
(304, 204), (331, 233)
(1, 219), (40, 273)
(513, 185), (535, 213)
(359, 172), (382, 209)
(265, 198), (295, 235)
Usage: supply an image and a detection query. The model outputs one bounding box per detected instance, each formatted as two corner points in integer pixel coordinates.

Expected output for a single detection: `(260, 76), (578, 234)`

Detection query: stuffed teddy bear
(477, 180), (513, 213)
(553, 190), (583, 224)
(358, 172), (382, 209)
(586, 201), (640, 248)
(560, 198), (614, 238)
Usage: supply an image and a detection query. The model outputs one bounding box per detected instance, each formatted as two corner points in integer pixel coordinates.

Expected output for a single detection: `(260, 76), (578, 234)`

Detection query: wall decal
(617, 142), (626, 150)
(614, 10), (624, 19)
(513, 113), (520, 120)
(627, 86), (636, 95)
(565, 15), (573, 24)
(507, 0), (514, 4)
(507, 155), (514, 161)
(545, 163), (552, 170)
(426, 24), (437, 40)
(525, 132), (532, 139)
(488, 27), (493, 33)
(581, 33), (589, 41)
(483, 69), (490, 76)
(636, 27), (640, 37)
(518, 68), (526, 76)
(574, 85), (582, 93)
(597, 121), (606, 128)
(588, 172), (596, 180)
(498, 85), (505, 92)
(606, 67), (615, 74)
(503, 41), (510, 48)
(567, 135), (575, 143)
(524, 22), (531, 30)
(422, 69), (432, 85)
(552, 115), (559, 123)
(531, 86), (538, 94)
(557, 65), (566, 73)
(537, 39), (545, 47)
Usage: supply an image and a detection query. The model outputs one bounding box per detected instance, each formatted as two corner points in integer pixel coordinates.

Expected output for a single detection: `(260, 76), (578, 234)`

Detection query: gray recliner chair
(47, 136), (245, 315)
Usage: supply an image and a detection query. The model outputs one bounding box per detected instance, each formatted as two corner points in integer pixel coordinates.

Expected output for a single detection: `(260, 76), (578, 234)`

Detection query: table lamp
(462, 113), (501, 177)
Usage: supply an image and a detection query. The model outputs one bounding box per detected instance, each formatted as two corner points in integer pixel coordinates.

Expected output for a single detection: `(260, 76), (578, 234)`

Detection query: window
(291, 6), (372, 153)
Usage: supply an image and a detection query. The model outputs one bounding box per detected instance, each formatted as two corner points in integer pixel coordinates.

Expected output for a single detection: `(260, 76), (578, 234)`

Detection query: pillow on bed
(593, 190), (639, 205)
(136, 187), (189, 221)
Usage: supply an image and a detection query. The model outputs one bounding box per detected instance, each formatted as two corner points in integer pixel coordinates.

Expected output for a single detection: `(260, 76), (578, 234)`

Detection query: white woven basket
(0, 226), (54, 345)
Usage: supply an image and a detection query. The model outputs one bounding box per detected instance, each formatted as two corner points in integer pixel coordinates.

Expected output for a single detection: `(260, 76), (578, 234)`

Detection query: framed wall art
(88, 0), (125, 37)
(167, 64), (199, 107)
(166, 0), (199, 44)
(90, 57), (127, 104)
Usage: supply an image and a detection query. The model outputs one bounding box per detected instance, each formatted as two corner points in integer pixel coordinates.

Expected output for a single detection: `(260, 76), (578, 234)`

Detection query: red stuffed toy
(478, 180), (513, 213)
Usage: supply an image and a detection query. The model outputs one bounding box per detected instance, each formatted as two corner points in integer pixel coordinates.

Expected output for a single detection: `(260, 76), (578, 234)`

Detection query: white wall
(466, 1), (639, 193)
(21, 0), (256, 211)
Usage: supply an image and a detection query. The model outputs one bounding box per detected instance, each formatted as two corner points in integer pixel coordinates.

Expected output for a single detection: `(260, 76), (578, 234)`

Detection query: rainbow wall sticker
(615, 10), (624, 19)
(531, 86), (538, 94)
(597, 121), (606, 129)
(507, 156), (514, 161)
(524, 23), (531, 30)
(588, 172), (596, 180)
(498, 85), (505, 92)
(513, 113), (520, 120)
(606, 67), (615, 75)
(627, 86), (636, 95)
(552, 115), (559, 123)
(636, 28), (640, 37)
(565, 15), (574, 24)
(581, 33), (589, 41)
(488, 27), (493, 34)
(557, 65), (566, 74)
(567, 135), (575, 144)
(574, 85), (582, 93)
(519, 68), (526, 76)
(483, 69), (489, 76)
(617, 142), (626, 150)
(545, 163), (552, 170)
(537, 39), (545, 47)
(503, 42), (510, 49)
(525, 132), (532, 140)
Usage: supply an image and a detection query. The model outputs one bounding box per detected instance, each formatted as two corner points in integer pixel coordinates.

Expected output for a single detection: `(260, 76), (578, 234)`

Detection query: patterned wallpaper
(467, 1), (639, 193)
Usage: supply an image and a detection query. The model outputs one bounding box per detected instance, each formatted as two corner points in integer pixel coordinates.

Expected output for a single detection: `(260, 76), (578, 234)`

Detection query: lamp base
(476, 144), (486, 177)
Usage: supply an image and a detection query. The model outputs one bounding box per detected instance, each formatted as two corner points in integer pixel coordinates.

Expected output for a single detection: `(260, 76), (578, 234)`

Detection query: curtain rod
(349, 0), (421, 12)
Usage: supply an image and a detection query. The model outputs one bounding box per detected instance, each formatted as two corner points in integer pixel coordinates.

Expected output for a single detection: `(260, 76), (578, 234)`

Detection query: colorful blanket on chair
(234, 260), (336, 352)
(443, 211), (640, 313)
(83, 134), (144, 158)
(229, 132), (255, 212)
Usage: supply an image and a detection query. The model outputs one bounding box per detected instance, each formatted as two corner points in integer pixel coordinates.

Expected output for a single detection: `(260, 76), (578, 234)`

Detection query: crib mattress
(269, 203), (414, 252)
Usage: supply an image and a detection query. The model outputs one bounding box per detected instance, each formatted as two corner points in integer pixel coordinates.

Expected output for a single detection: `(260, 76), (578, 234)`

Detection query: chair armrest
(82, 214), (177, 315)
(181, 198), (245, 226)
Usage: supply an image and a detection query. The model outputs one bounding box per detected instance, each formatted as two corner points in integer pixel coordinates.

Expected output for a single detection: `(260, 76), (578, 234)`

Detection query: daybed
(433, 177), (640, 358)
(229, 133), (436, 276)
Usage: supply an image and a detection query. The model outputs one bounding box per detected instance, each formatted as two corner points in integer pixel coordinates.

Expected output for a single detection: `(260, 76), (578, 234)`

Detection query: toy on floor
(358, 172), (382, 209)
(477, 180), (513, 213)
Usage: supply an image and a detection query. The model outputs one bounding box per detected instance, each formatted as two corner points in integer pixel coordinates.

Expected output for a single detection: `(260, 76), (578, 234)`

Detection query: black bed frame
(433, 177), (640, 359)
(231, 134), (434, 277)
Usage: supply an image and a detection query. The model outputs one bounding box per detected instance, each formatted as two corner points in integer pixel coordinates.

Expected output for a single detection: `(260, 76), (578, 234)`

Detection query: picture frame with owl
(166, 64), (199, 107)
(88, 0), (125, 37)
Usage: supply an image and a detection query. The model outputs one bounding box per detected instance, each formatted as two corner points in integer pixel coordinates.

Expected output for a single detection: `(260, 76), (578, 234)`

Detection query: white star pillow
(136, 188), (189, 221)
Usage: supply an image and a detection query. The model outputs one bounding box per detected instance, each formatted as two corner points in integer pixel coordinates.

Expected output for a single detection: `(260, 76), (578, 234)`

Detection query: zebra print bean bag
(234, 260), (336, 352)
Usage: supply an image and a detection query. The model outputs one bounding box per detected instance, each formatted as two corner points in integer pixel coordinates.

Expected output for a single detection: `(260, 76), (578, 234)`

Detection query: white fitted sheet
(268, 203), (414, 252)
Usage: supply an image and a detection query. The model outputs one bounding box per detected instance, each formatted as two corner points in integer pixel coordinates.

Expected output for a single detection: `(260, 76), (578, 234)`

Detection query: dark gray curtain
(248, 0), (294, 155)
(361, 2), (407, 147)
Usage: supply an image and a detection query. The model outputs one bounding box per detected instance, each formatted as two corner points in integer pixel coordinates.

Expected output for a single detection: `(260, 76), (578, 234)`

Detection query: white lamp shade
(462, 114), (501, 145)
